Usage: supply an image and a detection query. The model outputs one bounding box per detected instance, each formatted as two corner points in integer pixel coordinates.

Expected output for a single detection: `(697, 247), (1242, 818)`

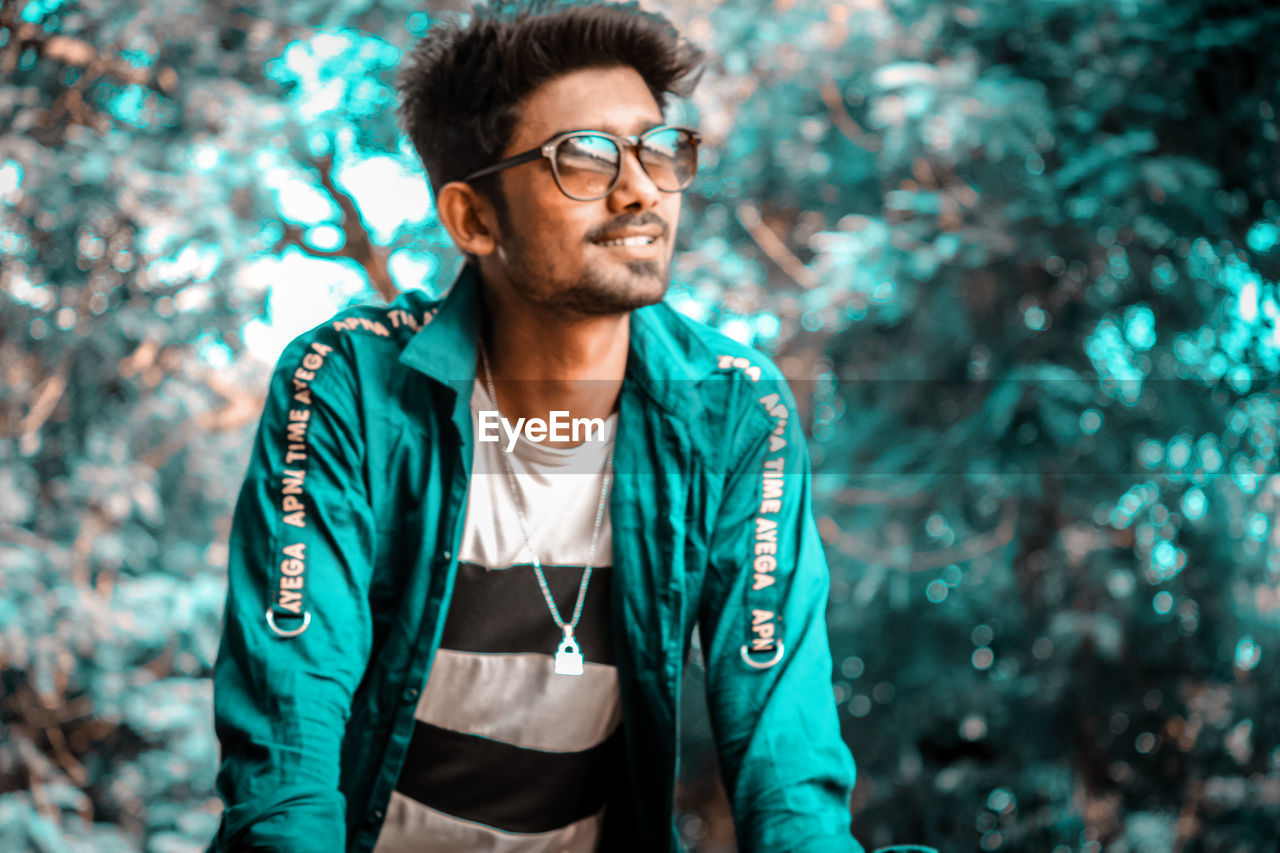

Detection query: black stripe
(440, 562), (614, 664)
(395, 720), (622, 834)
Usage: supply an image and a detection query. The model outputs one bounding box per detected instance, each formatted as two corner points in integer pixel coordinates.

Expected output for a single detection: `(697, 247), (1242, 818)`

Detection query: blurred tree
(667, 0), (1280, 850)
(0, 1), (459, 849)
(1, 0), (1278, 851)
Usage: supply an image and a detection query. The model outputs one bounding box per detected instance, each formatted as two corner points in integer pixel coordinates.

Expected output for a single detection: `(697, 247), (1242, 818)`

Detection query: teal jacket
(209, 263), (863, 853)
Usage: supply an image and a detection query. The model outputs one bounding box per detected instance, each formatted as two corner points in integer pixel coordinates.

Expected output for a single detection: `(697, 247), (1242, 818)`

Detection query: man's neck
(479, 287), (630, 442)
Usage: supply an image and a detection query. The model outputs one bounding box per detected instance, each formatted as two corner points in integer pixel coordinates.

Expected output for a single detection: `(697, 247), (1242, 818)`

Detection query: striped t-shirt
(371, 379), (621, 853)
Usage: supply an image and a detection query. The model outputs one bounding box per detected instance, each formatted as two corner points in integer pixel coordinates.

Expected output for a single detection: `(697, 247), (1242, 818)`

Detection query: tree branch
(736, 201), (818, 289)
(312, 152), (399, 303)
(12, 352), (71, 439)
(272, 153), (400, 303)
(821, 79), (881, 152)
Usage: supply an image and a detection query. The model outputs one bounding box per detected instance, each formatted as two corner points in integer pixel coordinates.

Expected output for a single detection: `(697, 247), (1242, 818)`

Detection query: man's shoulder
(638, 299), (790, 385)
(272, 290), (442, 375)
(263, 289), (444, 422)
(326, 289), (442, 344)
(636, 301), (797, 460)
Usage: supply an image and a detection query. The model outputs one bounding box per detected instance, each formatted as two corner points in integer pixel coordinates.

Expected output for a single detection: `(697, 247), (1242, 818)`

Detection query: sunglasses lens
(554, 134), (620, 199)
(551, 129), (699, 199)
(639, 128), (697, 191)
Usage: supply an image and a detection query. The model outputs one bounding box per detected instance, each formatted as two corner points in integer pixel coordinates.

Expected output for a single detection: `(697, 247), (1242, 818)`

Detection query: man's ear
(437, 181), (499, 257)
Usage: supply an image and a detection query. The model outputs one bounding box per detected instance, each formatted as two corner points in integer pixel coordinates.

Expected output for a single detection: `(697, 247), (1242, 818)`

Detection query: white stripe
(372, 792), (604, 853)
(416, 649), (620, 753)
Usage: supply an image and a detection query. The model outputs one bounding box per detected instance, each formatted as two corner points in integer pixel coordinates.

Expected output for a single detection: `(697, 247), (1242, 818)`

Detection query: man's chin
(554, 265), (669, 315)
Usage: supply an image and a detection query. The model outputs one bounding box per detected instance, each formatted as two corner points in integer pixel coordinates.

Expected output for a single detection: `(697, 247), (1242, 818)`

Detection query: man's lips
(589, 226), (665, 247)
(590, 233), (663, 258)
(593, 234), (659, 248)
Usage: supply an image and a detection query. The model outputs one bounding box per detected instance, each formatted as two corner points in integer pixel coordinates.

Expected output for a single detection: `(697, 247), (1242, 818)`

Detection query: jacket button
(403, 687), (420, 703)
(369, 808), (384, 822)
(440, 549), (452, 563)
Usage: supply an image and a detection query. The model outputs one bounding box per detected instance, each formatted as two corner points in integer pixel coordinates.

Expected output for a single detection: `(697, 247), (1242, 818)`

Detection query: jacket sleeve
(208, 331), (376, 853)
(699, 361), (864, 853)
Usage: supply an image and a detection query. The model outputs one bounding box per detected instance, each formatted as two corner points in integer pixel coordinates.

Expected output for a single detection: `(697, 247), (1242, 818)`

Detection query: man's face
(483, 65), (684, 316)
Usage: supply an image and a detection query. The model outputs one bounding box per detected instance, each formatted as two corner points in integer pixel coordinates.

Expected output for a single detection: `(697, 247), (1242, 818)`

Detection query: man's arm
(699, 358), (864, 853)
(209, 330), (376, 853)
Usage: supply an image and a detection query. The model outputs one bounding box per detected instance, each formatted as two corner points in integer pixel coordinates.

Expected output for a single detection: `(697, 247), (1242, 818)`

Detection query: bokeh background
(2, 0), (1279, 850)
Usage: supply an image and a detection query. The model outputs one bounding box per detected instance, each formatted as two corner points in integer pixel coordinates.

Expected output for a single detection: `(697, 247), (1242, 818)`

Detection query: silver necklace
(479, 343), (613, 676)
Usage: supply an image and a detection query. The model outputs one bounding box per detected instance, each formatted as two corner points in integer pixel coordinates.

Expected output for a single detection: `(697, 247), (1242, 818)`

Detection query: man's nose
(606, 146), (662, 213)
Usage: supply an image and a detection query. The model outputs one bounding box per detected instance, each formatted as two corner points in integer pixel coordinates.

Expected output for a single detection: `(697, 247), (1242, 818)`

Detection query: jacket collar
(397, 262), (719, 418)
(624, 294), (717, 417)
(398, 262), (482, 396)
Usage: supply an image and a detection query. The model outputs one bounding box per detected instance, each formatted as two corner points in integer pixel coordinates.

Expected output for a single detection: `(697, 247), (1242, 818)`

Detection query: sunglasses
(462, 125), (702, 201)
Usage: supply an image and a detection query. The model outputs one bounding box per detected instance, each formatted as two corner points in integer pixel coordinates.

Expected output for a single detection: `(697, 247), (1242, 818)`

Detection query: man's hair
(395, 0), (704, 208)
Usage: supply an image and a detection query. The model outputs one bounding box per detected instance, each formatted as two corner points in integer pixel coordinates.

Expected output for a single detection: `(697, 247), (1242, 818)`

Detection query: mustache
(584, 211), (669, 242)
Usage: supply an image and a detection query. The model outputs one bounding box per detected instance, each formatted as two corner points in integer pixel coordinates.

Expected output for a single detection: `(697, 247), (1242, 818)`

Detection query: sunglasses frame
(462, 125), (702, 201)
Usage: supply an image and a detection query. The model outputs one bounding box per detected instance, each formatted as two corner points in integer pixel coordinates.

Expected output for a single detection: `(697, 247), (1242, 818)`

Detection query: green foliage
(3, 0), (1279, 851)
(670, 0), (1280, 850)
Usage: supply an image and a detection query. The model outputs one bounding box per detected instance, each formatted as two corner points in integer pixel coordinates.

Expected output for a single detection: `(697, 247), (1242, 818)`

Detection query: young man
(208, 3), (863, 852)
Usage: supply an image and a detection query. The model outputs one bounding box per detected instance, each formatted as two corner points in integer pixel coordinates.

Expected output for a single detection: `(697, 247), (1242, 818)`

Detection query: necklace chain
(479, 343), (613, 636)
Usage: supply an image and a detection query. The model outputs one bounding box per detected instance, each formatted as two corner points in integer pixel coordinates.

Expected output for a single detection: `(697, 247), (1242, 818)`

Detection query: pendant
(555, 634), (584, 676)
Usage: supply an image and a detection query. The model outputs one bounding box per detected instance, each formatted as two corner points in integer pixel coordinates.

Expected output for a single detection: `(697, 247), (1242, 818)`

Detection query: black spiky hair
(395, 0), (704, 204)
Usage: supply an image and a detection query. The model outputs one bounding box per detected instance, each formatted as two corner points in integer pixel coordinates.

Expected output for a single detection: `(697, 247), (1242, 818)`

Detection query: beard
(493, 211), (672, 316)
(550, 257), (670, 315)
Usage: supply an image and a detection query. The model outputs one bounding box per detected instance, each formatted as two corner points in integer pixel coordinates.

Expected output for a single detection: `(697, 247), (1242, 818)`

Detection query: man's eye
(558, 138), (618, 173)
